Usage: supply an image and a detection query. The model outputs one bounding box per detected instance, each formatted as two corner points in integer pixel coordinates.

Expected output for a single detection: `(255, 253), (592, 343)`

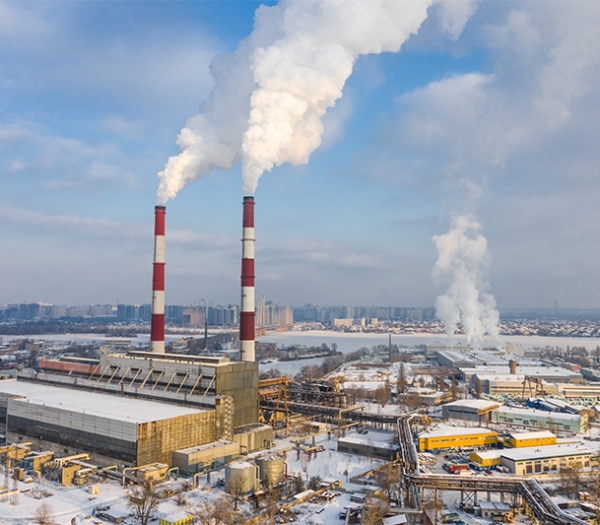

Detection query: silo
(255, 454), (285, 486)
(225, 460), (258, 496)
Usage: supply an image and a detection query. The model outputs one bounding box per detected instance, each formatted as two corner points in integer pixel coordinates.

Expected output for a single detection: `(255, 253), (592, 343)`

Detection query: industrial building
(32, 351), (259, 429)
(491, 406), (586, 434)
(468, 450), (502, 468)
(0, 380), (220, 466)
(0, 199), (268, 479)
(172, 440), (240, 476)
(505, 430), (557, 448)
(499, 443), (592, 475)
(417, 426), (498, 452)
(397, 387), (452, 407)
(441, 399), (502, 424)
(337, 435), (398, 460)
(462, 365), (582, 384)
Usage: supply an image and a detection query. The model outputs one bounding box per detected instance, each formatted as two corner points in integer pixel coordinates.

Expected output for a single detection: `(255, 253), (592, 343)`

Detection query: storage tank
(255, 454), (285, 486)
(225, 460), (258, 496)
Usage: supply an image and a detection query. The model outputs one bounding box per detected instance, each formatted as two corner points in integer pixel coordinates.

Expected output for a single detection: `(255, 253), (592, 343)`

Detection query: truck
(448, 464), (469, 474)
(442, 512), (461, 523)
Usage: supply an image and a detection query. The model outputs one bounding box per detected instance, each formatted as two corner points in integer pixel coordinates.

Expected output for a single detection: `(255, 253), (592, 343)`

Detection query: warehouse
(468, 450), (502, 468)
(505, 430), (557, 448)
(463, 365), (582, 385)
(418, 426), (498, 452)
(32, 351), (259, 429)
(338, 435), (398, 460)
(499, 444), (592, 474)
(442, 399), (502, 424)
(491, 406), (586, 434)
(1, 380), (223, 467)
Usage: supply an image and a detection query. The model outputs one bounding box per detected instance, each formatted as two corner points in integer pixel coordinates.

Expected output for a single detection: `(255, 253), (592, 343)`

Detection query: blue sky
(2, 1), (600, 310)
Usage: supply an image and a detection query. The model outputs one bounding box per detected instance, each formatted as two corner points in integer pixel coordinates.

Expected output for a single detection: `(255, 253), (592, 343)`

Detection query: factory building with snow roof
(0, 379), (229, 467)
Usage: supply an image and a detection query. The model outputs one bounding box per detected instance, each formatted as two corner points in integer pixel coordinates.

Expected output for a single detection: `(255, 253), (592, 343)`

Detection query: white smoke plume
(432, 213), (501, 351)
(157, 0), (472, 203)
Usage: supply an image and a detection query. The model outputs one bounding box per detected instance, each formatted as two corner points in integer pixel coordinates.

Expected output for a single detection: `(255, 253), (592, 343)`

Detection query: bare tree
(362, 492), (389, 525)
(423, 488), (444, 525)
(474, 376), (483, 399)
(407, 390), (421, 410)
(127, 481), (159, 525)
(226, 474), (247, 511)
(590, 453), (600, 523)
(373, 463), (400, 503)
(375, 384), (392, 407)
(33, 502), (54, 525)
(558, 467), (582, 499)
(451, 378), (460, 401)
(262, 485), (281, 522)
(194, 496), (236, 525)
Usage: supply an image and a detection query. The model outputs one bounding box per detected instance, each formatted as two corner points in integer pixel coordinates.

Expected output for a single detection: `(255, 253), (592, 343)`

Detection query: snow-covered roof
(501, 443), (592, 462)
(0, 380), (205, 423)
(508, 430), (556, 440)
(419, 425), (496, 438)
(444, 399), (501, 410)
(339, 436), (396, 450)
(478, 501), (511, 511)
(496, 406), (580, 421)
(472, 450), (502, 460)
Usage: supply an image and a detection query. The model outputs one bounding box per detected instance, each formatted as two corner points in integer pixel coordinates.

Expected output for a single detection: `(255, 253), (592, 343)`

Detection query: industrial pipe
(151, 205), (166, 354)
(240, 196), (255, 362)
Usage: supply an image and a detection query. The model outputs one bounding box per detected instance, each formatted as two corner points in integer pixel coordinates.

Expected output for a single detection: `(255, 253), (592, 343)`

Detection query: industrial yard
(2, 330), (600, 525)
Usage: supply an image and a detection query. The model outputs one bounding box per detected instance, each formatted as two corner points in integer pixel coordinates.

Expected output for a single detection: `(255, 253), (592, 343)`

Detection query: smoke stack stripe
(151, 205), (166, 354)
(240, 196), (255, 362)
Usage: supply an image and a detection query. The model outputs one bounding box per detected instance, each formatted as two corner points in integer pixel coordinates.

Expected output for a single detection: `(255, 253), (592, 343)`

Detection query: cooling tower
(150, 205), (166, 354)
(240, 196), (255, 362)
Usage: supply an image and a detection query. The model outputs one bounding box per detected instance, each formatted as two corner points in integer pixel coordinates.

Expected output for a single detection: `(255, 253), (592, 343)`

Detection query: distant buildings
(1, 301), (439, 329)
(293, 304), (436, 323)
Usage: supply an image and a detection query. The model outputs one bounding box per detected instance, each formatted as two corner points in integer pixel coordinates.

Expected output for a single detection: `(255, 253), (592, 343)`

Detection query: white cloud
(264, 238), (384, 270)
(0, 204), (233, 250)
(0, 3), (217, 112)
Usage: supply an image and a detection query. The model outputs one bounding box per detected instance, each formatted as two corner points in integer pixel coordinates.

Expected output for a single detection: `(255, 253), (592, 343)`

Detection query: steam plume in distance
(432, 213), (501, 351)
(157, 0), (469, 203)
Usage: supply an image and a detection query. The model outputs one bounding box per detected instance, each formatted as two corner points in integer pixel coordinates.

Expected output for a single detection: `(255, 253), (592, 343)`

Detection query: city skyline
(2, 1), (600, 310)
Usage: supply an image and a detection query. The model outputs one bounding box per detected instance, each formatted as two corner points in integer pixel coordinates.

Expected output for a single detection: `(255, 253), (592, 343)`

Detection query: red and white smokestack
(150, 205), (166, 354)
(240, 196), (255, 362)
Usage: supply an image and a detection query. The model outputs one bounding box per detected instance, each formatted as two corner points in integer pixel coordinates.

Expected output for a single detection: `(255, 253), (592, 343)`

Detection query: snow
(0, 380), (206, 423)
(507, 430), (556, 440)
(419, 424), (497, 439)
(444, 399), (501, 410)
(499, 443), (592, 461)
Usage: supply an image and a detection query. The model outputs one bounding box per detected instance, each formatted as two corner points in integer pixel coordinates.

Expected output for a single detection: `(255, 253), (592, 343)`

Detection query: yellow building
(469, 450), (502, 468)
(506, 430), (556, 448)
(159, 515), (193, 525)
(418, 426), (498, 452)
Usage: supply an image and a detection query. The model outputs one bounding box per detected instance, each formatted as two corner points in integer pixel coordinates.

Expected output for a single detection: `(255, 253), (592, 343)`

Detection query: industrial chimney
(240, 196), (255, 362)
(150, 205), (166, 354)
